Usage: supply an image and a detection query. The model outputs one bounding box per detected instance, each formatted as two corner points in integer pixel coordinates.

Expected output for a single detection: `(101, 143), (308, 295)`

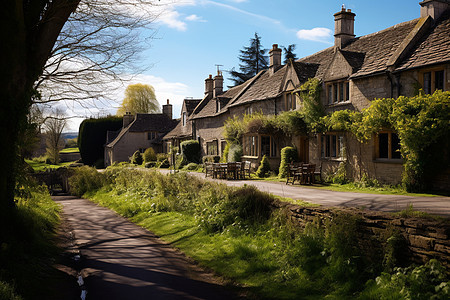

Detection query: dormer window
(327, 81), (349, 104)
(182, 112), (187, 126)
(285, 92), (296, 111)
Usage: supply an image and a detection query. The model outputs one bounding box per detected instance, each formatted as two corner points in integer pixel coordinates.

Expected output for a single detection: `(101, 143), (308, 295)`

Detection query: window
(376, 132), (401, 160)
(320, 133), (344, 159)
(147, 132), (157, 140)
(244, 135), (258, 156)
(206, 140), (218, 155)
(244, 135), (277, 157)
(245, 106), (253, 115)
(285, 92), (296, 111)
(327, 80), (350, 104)
(421, 69), (446, 94)
(182, 112), (187, 126)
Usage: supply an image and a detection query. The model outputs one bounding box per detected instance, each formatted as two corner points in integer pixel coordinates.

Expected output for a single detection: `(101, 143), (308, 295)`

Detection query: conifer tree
(229, 33), (268, 86)
(283, 44), (298, 64)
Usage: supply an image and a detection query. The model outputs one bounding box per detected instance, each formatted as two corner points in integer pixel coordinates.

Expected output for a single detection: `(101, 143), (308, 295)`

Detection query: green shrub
(180, 140), (201, 164)
(143, 147), (157, 163)
(144, 162), (157, 168)
(156, 153), (168, 162)
(130, 150), (143, 165)
(278, 147), (298, 178)
(158, 159), (170, 168)
(0, 281), (22, 300)
(78, 116), (123, 166)
(227, 143), (242, 162)
(69, 166), (106, 197)
(202, 155), (220, 164)
(221, 142), (230, 162)
(256, 155), (271, 178)
(182, 163), (199, 171)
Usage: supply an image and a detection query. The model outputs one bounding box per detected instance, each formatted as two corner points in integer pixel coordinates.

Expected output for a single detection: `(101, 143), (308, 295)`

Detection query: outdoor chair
(286, 162), (302, 185)
(205, 162), (214, 177)
(242, 161), (251, 179)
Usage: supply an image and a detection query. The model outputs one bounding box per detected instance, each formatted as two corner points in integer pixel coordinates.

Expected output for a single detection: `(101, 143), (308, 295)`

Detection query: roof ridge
(354, 18), (421, 41)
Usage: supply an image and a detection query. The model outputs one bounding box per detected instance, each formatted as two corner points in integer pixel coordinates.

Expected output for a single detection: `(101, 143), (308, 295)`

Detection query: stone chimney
(420, 0), (450, 20)
(205, 74), (214, 99)
(162, 99), (172, 119)
(213, 71), (223, 98)
(334, 5), (356, 49)
(269, 44), (282, 75)
(123, 112), (134, 128)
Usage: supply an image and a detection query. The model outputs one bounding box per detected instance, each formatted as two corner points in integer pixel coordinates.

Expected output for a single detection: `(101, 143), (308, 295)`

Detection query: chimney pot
(163, 100), (173, 119)
(205, 75), (214, 98)
(334, 7), (356, 48)
(213, 73), (224, 98)
(269, 43), (282, 75)
(420, 0), (450, 20)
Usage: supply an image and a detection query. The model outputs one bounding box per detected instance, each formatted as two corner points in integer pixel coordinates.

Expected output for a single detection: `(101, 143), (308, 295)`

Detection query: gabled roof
(106, 113), (178, 148)
(128, 113), (178, 132)
(297, 18), (422, 79)
(183, 99), (202, 115)
(396, 11), (450, 71)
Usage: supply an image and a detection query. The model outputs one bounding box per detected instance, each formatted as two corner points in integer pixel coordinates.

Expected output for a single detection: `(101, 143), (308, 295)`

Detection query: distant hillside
(62, 132), (78, 140)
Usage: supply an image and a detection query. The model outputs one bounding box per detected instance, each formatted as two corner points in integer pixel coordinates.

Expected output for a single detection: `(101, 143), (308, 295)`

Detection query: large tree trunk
(0, 1), (80, 224)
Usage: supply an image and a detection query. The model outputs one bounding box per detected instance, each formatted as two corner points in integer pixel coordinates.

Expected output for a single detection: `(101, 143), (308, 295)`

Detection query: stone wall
(275, 201), (450, 269)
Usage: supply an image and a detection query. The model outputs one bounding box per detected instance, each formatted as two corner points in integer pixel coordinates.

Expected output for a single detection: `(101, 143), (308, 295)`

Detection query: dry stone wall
(274, 201), (450, 269)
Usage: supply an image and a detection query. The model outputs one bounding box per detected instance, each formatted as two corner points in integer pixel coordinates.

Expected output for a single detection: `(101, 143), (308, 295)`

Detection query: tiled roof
(293, 62), (320, 82)
(346, 19), (420, 78)
(297, 19), (421, 79)
(396, 12), (450, 70)
(184, 99), (201, 115)
(106, 113), (178, 148)
(128, 113), (178, 132)
(229, 66), (287, 106)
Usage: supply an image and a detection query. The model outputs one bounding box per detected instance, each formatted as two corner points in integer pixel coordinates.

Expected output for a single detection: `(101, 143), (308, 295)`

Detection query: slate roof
(396, 11), (450, 70)
(297, 19), (421, 79)
(128, 113), (178, 132)
(184, 99), (202, 115)
(106, 113), (178, 148)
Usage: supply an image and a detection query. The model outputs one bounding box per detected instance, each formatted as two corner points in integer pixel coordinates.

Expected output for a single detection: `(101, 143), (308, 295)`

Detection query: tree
(0, 1), (160, 219)
(283, 44), (298, 64)
(44, 110), (67, 164)
(117, 84), (160, 116)
(229, 33), (268, 86)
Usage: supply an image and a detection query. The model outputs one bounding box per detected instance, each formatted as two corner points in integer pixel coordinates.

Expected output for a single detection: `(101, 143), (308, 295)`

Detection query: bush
(143, 147), (157, 163)
(221, 142), (230, 162)
(180, 140), (201, 165)
(278, 147), (298, 178)
(69, 166), (106, 197)
(182, 163), (199, 171)
(256, 155), (271, 178)
(202, 155), (220, 164)
(158, 159), (170, 168)
(130, 150), (143, 165)
(156, 153), (168, 162)
(144, 162), (157, 168)
(78, 116), (123, 166)
(227, 144), (242, 162)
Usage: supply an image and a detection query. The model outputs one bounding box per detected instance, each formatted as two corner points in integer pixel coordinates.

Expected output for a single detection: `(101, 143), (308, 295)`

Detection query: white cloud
(185, 14), (206, 22)
(296, 27), (333, 43)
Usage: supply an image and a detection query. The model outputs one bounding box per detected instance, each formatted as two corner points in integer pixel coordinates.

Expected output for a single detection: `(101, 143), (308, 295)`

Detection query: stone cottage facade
(166, 0), (450, 186)
(104, 101), (178, 166)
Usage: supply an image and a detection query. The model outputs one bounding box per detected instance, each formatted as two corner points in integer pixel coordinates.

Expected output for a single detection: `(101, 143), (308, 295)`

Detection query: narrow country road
(159, 170), (450, 217)
(53, 195), (238, 300)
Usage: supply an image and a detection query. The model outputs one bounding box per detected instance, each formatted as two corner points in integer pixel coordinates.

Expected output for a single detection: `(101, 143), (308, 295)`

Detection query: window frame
(147, 131), (157, 141)
(206, 140), (218, 156)
(320, 132), (345, 160)
(182, 112), (187, 126)
(419, 68), (446, 94)
(326, 80), (350, 105)
(243, 134), (278, 158)
(285, 91), (296, 111)
(374, 131), (402, 162)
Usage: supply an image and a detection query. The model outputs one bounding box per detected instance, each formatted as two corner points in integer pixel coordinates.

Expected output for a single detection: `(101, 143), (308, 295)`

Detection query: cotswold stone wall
(275, 201), (450, 269)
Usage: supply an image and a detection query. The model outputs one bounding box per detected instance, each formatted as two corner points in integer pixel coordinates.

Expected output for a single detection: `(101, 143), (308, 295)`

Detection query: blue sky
(66, 0), (421, 131)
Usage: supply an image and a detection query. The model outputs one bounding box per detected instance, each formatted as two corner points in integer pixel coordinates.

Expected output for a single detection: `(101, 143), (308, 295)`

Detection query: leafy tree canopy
(117, 83), (160, 116)
(228, 33), (268, 86)
(283, 44), (298, 64)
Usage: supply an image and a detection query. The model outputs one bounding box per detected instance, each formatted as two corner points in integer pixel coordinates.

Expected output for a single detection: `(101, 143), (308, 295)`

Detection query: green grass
(60, 147), (79, 153)
(25, 159), (75, 172)
(1, 185), (63, 300)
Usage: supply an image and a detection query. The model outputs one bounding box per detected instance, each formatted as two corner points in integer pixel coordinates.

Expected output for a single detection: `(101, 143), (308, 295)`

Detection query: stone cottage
(168, 0), (450, 186)
(104, 100), (178, 166)
(163, 97), (202, 151)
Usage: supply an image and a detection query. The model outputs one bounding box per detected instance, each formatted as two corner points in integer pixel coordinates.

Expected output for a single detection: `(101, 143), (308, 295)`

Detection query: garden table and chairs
(205, 161), (251, 180)
(286, 162), (320, 185)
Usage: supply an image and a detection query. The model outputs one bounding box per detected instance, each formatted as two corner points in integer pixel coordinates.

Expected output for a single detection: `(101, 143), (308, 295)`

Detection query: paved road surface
(54, 195), (237, 300)
(161, 170), (450, 217)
